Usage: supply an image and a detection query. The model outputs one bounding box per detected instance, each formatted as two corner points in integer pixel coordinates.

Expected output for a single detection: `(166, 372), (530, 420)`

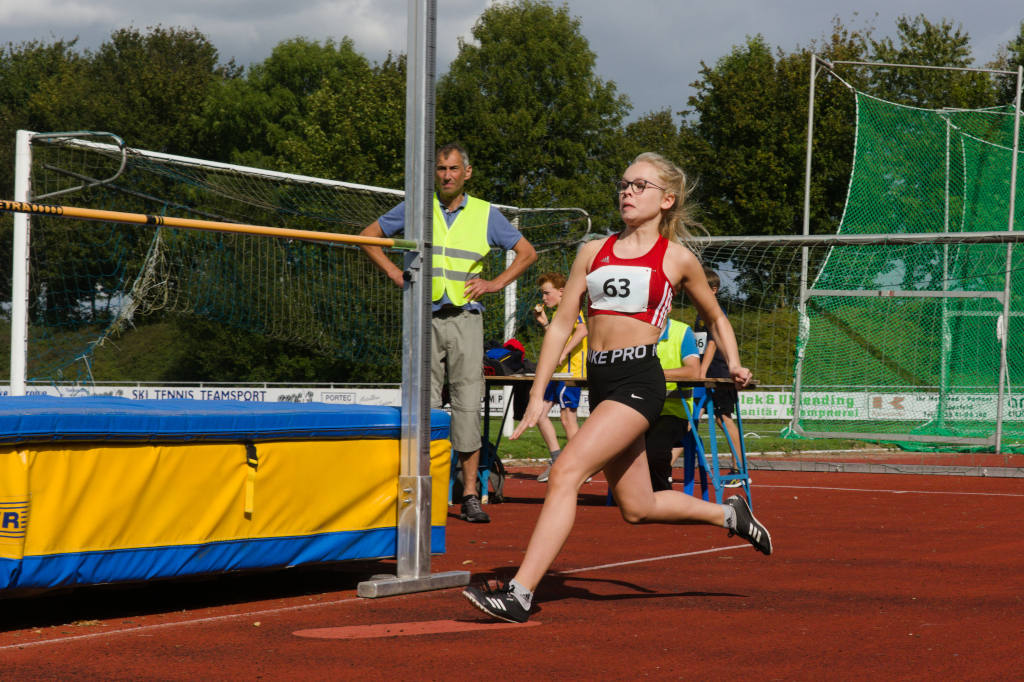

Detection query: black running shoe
(725, 495), (772, 555)
(459, 494), (490, 523)
(462, 581), (530, 623)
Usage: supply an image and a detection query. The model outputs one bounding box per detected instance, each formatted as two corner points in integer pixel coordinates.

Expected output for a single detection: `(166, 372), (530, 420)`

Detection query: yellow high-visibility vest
(431, 195), (491, 306)
(657, 319), (694, 418)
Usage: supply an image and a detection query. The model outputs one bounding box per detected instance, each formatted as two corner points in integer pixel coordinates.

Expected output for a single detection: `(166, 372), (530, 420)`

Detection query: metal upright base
(357, 570), (470, 598)
(356, 474), (470, 598)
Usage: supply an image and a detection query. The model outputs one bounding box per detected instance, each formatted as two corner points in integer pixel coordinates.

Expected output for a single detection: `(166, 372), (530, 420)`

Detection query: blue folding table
(678, 377), (754, 507)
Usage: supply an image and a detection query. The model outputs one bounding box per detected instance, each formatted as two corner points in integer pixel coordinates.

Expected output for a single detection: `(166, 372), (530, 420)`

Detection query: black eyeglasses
(615, 178), (666, 194)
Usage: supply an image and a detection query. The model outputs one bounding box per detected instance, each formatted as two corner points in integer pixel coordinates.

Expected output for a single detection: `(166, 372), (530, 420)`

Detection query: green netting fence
(794, 92), (1024, 452)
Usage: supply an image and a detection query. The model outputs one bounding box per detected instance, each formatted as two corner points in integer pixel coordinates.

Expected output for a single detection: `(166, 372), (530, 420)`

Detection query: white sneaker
(537, 464), (551, 483)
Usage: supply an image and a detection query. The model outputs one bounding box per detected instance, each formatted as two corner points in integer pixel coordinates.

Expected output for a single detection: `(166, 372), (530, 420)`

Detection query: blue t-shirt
(378, 194), (523, 312)
(693, 308), (728, 400)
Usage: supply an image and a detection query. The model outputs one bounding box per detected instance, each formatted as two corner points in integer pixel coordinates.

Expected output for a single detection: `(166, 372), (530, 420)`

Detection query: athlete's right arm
(511, 241), (598, 439)
(359, 220), (405, 288)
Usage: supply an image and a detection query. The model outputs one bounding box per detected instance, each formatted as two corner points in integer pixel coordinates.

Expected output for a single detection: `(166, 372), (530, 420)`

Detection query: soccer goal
(3, 131), (589, 394)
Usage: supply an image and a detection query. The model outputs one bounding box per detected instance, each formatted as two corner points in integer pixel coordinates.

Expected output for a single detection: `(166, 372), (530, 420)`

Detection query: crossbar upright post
(358, 0), (469, 598)
(9, 130), (32, 396)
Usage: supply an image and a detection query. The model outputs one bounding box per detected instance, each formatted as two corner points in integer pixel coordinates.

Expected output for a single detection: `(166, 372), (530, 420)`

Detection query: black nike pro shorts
(586, 343), (665, 425)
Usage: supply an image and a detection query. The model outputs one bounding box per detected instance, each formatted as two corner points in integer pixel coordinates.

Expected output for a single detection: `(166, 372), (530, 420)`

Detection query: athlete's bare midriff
(585, 314), (661, 352)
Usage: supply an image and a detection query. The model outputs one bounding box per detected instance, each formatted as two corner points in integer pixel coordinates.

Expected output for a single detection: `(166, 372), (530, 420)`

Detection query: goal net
(3, 132), (590, 387)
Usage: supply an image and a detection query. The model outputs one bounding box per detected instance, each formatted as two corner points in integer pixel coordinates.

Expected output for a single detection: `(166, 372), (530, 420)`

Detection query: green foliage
(89, 317), (398, 384)
(27, 27), (229, 155)
(0, 38), (81, 196)
(682, 30), (864, 239)
(437, 0), (630, 228)
(621, 110), (681, 163)
(868, 15), (995, 108)
(989, 20), (1024, 104)
(196, 37), (407, 188)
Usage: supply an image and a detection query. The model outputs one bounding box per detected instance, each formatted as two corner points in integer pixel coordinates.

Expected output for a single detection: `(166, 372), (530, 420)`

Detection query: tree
(0, 38), (81, 197)
(196, 38), (406, 187)
(437, 0), (629, 225)
(0, 38), (84, 310)
(27, 26), (232, 155)
(868, 15), (994, 108)
(621, 110), (682, 164)
(678, 19), (880, 307)
(682, 35), (813, 238)
(275, 52), (406, 188)
(989, 20), (1024, 105)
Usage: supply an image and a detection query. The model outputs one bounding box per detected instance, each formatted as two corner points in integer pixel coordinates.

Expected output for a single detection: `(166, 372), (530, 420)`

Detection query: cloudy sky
(1, 0), (1020, 118)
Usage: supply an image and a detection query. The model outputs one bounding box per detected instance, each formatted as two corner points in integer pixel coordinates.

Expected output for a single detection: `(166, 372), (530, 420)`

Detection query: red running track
(2, 467), (1022, 679)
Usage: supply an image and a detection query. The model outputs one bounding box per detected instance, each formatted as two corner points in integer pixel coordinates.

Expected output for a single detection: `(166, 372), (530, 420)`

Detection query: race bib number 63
(586, 265), (651, 314)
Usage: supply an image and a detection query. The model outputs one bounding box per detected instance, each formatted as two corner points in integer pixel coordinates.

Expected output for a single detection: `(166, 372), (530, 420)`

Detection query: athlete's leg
(605, 448), (727, 526)
(560, 406), (579, 440)
(510, 399), (649, 591)
(536, 403), (561, 453)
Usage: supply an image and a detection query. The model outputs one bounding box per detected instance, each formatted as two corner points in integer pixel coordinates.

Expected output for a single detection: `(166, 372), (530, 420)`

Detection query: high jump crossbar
(0, 198), (420, 251)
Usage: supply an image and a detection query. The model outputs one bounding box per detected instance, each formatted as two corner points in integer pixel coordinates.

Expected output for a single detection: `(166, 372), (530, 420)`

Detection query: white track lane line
(759, 484), (1024, 497)
(0, 595), (363, 651)
(2, 545), (754, 651)
(556, 544), (750, 575)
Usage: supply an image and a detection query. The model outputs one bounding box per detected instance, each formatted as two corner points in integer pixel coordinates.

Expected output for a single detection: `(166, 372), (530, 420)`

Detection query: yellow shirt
(554, 309), (587, 378)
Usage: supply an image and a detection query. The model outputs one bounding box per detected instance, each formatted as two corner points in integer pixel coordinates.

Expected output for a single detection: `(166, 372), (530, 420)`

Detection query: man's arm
(664, 355), (701, 382)
(359, 220), (405, 288)
(463, 236), (537, 300)
(665, 328), (701, 381)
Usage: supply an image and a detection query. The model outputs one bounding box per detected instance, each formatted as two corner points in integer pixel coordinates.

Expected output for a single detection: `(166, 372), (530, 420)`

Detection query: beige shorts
(431, 309), (483, 453)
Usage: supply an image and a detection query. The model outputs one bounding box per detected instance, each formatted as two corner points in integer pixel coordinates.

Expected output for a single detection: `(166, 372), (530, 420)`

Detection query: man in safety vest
(361, 143), (537, 523)
(646, 318), (701, 491)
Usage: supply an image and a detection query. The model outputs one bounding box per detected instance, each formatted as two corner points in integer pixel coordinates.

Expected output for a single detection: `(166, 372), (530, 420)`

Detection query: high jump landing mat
(0, 396), (451, 595)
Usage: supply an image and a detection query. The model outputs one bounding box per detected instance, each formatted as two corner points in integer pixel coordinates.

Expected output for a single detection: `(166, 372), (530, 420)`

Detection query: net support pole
(8, 130), (32, 396)
(358, 0), (469, 598)
(938, 120), (952, 429)
(994, 65), (1023, 455)
(502, 224), (518, 439)
(790, 52), (818, 436)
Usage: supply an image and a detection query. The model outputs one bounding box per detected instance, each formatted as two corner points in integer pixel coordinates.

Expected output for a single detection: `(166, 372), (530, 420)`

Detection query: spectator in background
(360, 142), (537, 523)
(646, 318), (701, 490)
(531, 272), (588, 483)
(693, 266), (744, 488)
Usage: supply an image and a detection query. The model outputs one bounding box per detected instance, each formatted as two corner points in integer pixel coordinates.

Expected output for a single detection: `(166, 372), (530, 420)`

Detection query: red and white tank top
(586, 233), (674, 328)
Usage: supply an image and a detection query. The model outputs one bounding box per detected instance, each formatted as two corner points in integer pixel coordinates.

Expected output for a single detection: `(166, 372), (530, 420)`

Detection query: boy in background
(531, 272), (587, 482)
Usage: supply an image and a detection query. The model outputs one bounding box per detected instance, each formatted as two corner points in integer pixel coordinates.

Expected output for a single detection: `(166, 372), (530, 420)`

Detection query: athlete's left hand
(731, 366), (753, 388)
